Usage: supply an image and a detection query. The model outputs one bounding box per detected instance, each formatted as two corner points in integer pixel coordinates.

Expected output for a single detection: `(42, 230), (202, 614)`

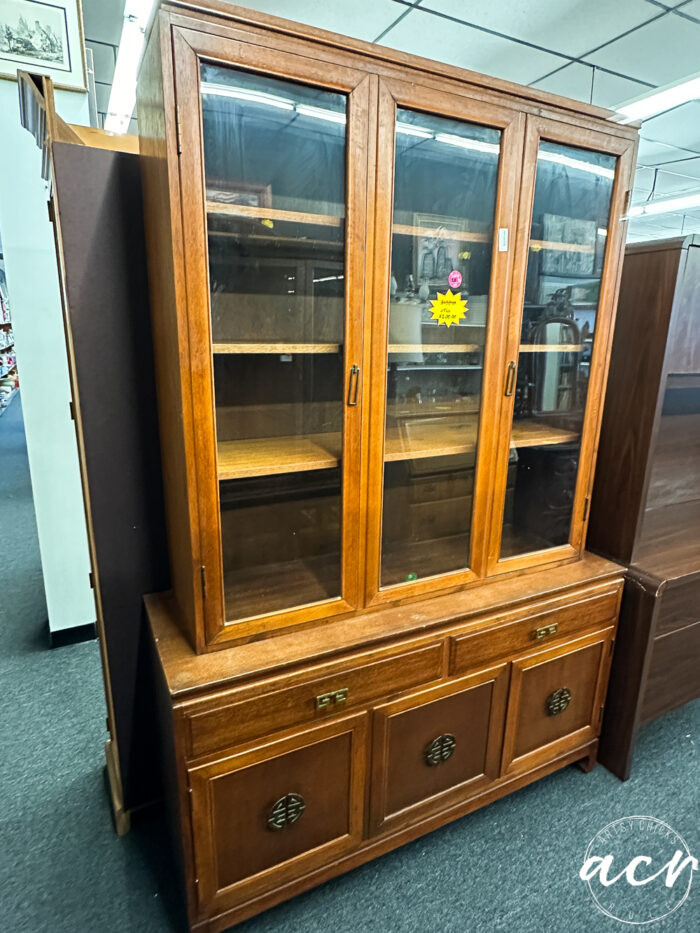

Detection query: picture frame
(540, 212), (596, 276)
(412, 213), (466, 288)
(0, 0), (86, 91)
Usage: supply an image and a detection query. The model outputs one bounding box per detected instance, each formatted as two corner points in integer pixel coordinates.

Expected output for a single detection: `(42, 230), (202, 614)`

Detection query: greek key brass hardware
(504, 360), (517, 397)
(267, 793), (305, 831)
(425, 733), (456, 766)
(546, 687), (571, 716)
(315, 687), (349, 711)
(533, 622), (559, 640)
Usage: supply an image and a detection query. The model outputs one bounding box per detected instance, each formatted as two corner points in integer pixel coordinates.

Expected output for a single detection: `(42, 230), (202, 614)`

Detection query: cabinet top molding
(159, 0), (639, 134)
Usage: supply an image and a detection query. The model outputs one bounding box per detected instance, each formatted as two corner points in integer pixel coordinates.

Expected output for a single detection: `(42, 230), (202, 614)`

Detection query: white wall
(0, 80), (95, 633)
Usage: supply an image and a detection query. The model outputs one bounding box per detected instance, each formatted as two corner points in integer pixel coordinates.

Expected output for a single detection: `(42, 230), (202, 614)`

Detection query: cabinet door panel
(365, 79), (525, 606)
(501, 627), (614, 776)
(489, 117), (636, 574)
(370, 665), (509, 833)
(172, 28), (371, 642)
(189, 714), (367, 915)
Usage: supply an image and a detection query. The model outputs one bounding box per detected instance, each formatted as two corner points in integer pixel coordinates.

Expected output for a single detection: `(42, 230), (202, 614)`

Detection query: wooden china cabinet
(137, 2), (637, 929)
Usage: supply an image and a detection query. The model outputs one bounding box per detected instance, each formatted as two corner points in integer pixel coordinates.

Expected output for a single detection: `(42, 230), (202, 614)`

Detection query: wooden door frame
(363, 75), (526, 608)
(486, 116), (637, 578)
(171, 25), (373, 646)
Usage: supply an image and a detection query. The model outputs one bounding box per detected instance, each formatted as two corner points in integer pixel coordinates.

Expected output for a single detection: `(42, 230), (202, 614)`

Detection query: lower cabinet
(369, 663), (509, 833)
(188, 713), (367, 916)
(501, 627), (615, 775)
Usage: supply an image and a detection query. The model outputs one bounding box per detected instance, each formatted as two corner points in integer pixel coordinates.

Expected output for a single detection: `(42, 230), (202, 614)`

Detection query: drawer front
(656, 578), (700, 636)
(370, 664), (509, 834)
(450, 584), (620, 675)
(501, 627), (614, 776)
(641, 619), (700, 723)
(185, 642), (443, 759)
(189, 714), (367, 915)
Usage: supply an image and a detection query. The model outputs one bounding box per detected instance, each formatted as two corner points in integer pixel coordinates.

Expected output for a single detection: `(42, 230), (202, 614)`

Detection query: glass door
(365, 80), (524, 604)
(489, 117), (635, 572)
(173, 30), (370, 640)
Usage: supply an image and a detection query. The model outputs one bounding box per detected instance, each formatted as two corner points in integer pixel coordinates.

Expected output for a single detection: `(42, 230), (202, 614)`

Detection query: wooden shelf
(217, 432), (341, 480)
(388, 344), (480, 353)
(387, 398), (480, 418)
(529, 239), (594, 253)
(213, 342), (340, 354)
(224, 553), (340, 621)
(206, 201), (343, 228)
(511, 421), (579, 447)
(393, 223), (489, 243)
(382, 533), (470, 586)
(519, 344), (584, 352)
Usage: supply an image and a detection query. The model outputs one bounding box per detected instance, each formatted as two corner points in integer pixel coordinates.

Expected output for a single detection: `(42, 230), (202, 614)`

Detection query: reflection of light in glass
(435, 133), (500, 154)
(200, 83), (347, 123)
(313, 275), (345, 282)
(296, 104), (346, 124)
(538, 150), (615, 179)
(597, 227), (608, 237)
(396, 122), (433, 139)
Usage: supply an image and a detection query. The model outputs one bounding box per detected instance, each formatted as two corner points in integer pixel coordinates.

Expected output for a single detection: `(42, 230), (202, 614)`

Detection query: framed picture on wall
(0, 0), (86, 90)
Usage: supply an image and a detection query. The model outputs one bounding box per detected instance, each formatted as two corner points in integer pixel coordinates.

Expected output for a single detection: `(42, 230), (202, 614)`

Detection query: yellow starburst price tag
(429, 289), (468, 328)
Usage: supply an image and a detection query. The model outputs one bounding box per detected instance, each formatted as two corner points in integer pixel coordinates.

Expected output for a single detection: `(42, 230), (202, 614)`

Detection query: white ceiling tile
(419, 0), (655, 58)
(530, 62), (649, 109)
(231, 0), (401, 42)
(637, 137), (694, 165)
(378, 10), (563, 85)
(81, 0), (125, 47)
(640, 102), (700, 151)
(584, 14), (700, 85)
(672, 0), (700, 23)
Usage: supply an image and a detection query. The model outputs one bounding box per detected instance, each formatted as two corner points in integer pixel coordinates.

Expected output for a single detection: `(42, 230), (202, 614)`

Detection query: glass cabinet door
(174, 34), (369, 636)
(494, 129), (624, 565)
(365, 89), (522, 598)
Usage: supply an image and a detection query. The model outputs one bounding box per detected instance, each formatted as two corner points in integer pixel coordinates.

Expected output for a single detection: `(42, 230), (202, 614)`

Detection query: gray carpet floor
(1, 393), (699, 933)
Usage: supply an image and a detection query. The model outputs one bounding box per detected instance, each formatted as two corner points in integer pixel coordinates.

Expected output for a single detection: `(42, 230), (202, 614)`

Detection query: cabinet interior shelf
(529, 239), (594, 253)
(519, 344), (585, 353)
(206, 201), (343, 228)
(393, 223), (490, 243)
(388, 343), (480, 353)
(216, 420), (579, 480)
(213, 342), (340, 354)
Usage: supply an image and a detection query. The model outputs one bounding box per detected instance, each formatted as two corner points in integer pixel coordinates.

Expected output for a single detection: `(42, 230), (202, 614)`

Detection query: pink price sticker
(448, 270), (462, 288)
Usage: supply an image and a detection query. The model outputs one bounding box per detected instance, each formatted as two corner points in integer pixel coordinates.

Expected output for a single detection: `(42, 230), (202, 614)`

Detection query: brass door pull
(347, 364), (360, 406)
(267, 793), (305, 830)
(546, 687), (571, 715)
(533, 622), (559, 640)
(315, 687), (349, 710)
(504, 360), (517, 397)
(424, 733), (456, 766)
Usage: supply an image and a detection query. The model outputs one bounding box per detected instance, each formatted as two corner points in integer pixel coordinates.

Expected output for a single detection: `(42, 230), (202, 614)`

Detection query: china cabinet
(137, 2), (636, 928)
(589, 236), (700, 780)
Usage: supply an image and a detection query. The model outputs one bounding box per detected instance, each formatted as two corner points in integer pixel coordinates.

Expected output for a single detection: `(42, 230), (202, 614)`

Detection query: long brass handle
(504, 360), (517, 397)
(347, 364), (360, 406)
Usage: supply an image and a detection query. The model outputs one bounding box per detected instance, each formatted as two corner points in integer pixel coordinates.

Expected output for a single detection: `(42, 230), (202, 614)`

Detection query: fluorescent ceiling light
(104, 0), (157, 134)
(538, 150), (615, 179)
(628, 191), (700, 217)
(616, 72), (700, 123)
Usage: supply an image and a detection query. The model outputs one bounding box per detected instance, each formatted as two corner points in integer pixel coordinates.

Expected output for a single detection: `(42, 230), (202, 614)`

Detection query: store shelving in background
(0, 238), (19, 415)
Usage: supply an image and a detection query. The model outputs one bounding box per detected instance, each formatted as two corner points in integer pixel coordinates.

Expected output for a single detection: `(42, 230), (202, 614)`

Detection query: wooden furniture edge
(160, 0), (639, 132)
(146, 552), (624, 698)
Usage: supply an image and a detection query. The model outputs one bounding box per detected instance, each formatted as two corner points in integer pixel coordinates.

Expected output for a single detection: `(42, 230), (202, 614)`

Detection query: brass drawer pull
(425, 733), (456, 766)
(533, 622), (559, 640)
(315, 687), (349, 711)
(546, 687), (571, 716)
(267, 793), (305, 830)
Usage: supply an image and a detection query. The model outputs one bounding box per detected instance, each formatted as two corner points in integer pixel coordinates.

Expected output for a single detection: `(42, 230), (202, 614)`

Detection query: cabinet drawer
(189, 714), (367, 915)
(369, 664), (509, 834)
(656, 578), (700, 636)
(184, 641), (443, 759)
(501, 627), (614, 776)
(450, 584), (620, 674)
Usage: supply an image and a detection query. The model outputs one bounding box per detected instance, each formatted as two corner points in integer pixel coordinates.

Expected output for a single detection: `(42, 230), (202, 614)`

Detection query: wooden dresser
(136, 1), (637, 928)
(589, 236), (700, 780)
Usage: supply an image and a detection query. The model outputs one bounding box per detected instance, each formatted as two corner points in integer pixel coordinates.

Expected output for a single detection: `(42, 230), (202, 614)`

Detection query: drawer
(641, 619), (700, 723)
(184, 641), (443, 759)
(656, 577), (700, 636)
(501, 627), (614, 776)
(188, 713), (367, 915)
(369, 664), (509, 834)
(450, 583), (620, 674)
